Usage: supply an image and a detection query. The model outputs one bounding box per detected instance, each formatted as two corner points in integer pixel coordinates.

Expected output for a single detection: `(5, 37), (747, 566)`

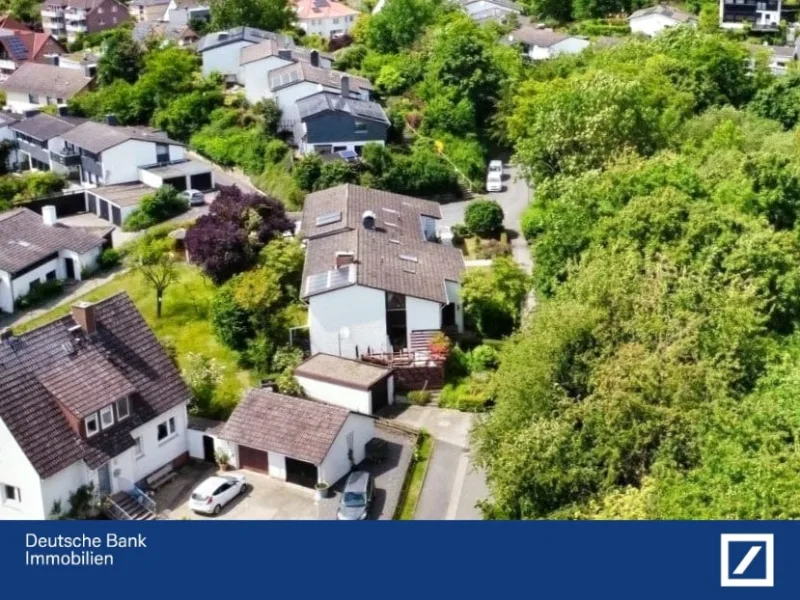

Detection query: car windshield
(343, 491), (366, 507)
(489, 163), (502, 172)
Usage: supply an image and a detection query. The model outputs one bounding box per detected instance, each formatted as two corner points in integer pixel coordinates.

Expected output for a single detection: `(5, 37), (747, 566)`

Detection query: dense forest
(474, 27), (800, 519)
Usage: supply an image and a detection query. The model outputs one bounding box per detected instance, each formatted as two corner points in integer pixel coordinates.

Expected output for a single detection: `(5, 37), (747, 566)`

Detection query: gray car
(337, 471), (373, 520)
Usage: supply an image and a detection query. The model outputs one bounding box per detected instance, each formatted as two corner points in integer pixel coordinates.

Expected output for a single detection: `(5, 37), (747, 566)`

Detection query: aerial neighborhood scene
(2, 0), (800, 523)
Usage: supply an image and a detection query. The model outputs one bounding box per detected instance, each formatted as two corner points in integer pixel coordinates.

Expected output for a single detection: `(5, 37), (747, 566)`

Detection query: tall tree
(127, 236), (180, 318)
(210, 0), (294, 33)
(98, 28), (144, 86)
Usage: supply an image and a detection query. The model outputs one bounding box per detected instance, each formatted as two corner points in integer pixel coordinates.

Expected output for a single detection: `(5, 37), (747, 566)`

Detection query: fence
(24, 189), (87, 218)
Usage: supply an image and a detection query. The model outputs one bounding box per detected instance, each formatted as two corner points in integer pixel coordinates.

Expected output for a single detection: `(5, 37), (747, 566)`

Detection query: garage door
(285, 458), (318, 488)
(238, 445), (269, 473)
(99, 199), (109, 221)
(87, 194), (96, 214)
(371, 378), (389, 413)
(190, 172), (212, 191)
(111, 205), (122, 226)
(163, 176), (187, 192)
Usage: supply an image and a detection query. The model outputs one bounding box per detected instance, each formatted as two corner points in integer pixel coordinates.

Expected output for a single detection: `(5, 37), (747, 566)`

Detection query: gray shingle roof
(0, 208), (104, 275)
(239, 39), (332, 66)
(221, 388), (351, 465)
(132, 21), (197, 44)
(0, 62), (93, 98)
(11, 112), (84, 141)
(629, 4), (696, 22)
(89, 182), (153, 208)
(295, 353), (391, 390)
(300, 185), (464, 304)
(510, 27), (570, 47)
(269, 62), (373, 93)
(198, 27), (294, 53)
(462, 0), (522, 11)
(60, 121), (180, 154)
(0, 293), (191, 477)
(297, 91), (389, 124)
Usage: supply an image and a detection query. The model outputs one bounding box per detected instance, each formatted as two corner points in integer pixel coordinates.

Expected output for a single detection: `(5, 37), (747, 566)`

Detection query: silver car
(180, 189), (205, 206)
(337, 471), (373, 520)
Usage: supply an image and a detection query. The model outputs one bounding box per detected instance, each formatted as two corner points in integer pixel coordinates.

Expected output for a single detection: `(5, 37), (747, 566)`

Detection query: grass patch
(19, 265), (251, 415)
(460, 230), (511, 260)
(395, 431), (434, 520)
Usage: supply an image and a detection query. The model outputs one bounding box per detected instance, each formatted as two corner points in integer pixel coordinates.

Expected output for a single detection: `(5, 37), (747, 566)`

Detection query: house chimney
(335, 251), (354, 268)
(340, 74), (350, 98)
(0, 327), (13, 342)
(105, 114), (118, 126)
(71, 301), (97, 335)
(362, 210), (375, 230)
(310, 49), (319, 67)
(42, 205), (57, 226)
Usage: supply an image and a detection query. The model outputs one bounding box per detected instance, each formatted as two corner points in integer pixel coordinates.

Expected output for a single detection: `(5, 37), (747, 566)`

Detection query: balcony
(41, 7), (64, 18)
(50, 147), (81, 167)
(65, 20), (87, 32)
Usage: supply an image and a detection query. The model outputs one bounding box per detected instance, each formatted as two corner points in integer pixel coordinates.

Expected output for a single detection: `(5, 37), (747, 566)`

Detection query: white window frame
(2, 483), (21, 505)
(99, 405), (114, 430)
(157, 416), (177, 442)
(85, 413), (99, 437)
(134, 435), (144, 458)
(115, 396), (130, 421)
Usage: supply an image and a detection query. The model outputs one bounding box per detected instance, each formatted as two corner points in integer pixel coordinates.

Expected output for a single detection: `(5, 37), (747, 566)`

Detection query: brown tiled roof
(221, 388), (351, 464)
(269, 61), (372, 92)
(295, 353), (391, 390)
(300, 185), (464, 304)
(0, 293), (191, 477)
(37, 349), (136, 418)
(0, 208), (104, 275)
(0, 62), (93, 98)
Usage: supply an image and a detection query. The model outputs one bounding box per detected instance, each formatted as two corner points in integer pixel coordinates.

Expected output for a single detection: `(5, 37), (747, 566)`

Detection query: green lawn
(395, 432), (434, 520)
(19, 265), (252, 414)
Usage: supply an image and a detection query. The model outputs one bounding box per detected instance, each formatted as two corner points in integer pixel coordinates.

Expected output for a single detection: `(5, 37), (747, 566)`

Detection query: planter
(217, 462), (230, 472)
(314, 482), (331, 501)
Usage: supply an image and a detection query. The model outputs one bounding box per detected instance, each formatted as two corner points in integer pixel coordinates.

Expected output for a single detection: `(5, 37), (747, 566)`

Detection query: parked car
(189, 474), (248, 515)
(486, 160), (503, 192)
(337, 470), (374, 520)
(180, 189), (205, 206)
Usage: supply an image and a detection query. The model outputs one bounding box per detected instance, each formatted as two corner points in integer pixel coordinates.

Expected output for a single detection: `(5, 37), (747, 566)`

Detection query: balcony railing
(117, 476), (157, 514)
(41, 7), (64, 17)
(50, 148), (81, 167)
(66, 20), (87, 32)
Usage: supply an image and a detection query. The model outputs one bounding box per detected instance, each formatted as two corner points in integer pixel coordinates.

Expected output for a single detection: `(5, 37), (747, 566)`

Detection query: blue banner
(0, 521), (794, 598)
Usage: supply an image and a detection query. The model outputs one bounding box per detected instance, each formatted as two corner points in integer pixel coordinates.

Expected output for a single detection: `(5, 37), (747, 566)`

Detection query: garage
(239, 445), (269, 473)
(285, 458), (318, 488)
(87, 194), (96, 214)
(190, 172), (213, 191)
(99, 199), (109, 220)
(87, 183), (154, 226)
(111, 205), (122, 226)
(163, 175), (188, 192)
(371, 378), (390, 412)
(139, 159), (215, 192)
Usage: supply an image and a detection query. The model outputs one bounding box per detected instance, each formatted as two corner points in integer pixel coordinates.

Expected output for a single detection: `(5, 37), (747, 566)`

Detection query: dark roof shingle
(61, 121), (180, 154)
(295, 353), (391, 390)
(10, 112), (84, 141)
(269, 62), (373, 93)
(0, 62), (93, 98)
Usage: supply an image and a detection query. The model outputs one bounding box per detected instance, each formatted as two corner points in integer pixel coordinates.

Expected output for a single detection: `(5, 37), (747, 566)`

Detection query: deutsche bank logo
(720, 534), (774, 587)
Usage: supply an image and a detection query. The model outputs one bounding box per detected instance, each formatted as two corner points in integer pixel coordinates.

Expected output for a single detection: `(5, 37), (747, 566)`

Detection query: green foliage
(15, 279), (64, 311)
(123, 186), (187, 231)
(464, 199), (504, 236)
(98, 28), (144, 86)
(439, 374), (492, 412)
(364, 0), (438, 54)
(98, 248), (121, 270)
(462, 257), (529, 338)
(408, 390), (432, 405)
(125, 234), (181, 318)
(750, 72), (800, 130)
(183, 352), (224, 415)
(210, 0), (294, 33)
(0, 171), (66, 211)
(153, 84), (225, 141)
(468, 344), (499, 372)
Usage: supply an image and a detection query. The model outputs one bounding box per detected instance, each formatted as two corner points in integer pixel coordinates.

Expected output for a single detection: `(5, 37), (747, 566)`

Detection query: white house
(10, 112), (86, 175)
(198, 26), (296, 80)
(748, 42), (799, 75)
(0, 207), (104, 313)
(161, 0), (210, 26)
(461, 0), (521, 23)
(240, 40), (332, 105)
(300, 184), (465, 360)
(294, 0), (360, 39)
(629, 4), (697, 37)
(720, 0), (782, 31)
(0, 62), (93, 114)
(295, 353), (395, 414)
(507, 25), (590, 60)
(215, 387), (375, 487)
(0, 294), (191, 519)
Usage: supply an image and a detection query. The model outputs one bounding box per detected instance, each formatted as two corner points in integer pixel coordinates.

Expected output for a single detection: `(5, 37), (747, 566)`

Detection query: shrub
(97, 248), (121, 270)
(408, 390), (432, 405)
(272, 346), (304, 372)
(183, 353), (224, 416)
(468, 344), (499, 372)
(445, 344), (470, 380)
(15, 279), (64, 310)
(465, 199), (504, 237)
(438, 376), (492, 412)
(475, 238), (511, 259)
(123, 185), (187, 231)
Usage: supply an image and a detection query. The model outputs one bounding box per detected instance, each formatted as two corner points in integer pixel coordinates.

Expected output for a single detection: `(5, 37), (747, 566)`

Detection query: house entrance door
(97, 463), (112, 496)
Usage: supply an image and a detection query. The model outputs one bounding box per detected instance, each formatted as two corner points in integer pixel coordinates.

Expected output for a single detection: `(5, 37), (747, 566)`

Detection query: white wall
(202, 41), (252, 79)
(268, 451), (287, 480)
(551, 37), (590, 57)
(130, 402), (189, 483)
(298, 14), (357, 39)
(41, 461), (89, 519)
(295, 375), (373, 414)
(101, 140), (184, 185)
(5, 91), (41, 114)
(242, 55), (293, 104)
(319, 413), (374, 485)
(214, 437), (239, 468)
(405, 296), (441, 346)
(187, 428), (205, 459)
(445, 279), (465, 332)
(630, 14), (682, 37)
(274, 81), (337, 130)
(301, 139), (384, 155)
(0, 417), (46, 520)
(308, 284), (388, 359)
(0, 270), (11, 313)
(10, 257), (61, 300)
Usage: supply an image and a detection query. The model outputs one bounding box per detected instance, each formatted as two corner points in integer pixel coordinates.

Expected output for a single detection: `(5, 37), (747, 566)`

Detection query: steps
(107, 492), (157, 521)
(458, 180), (477, 201)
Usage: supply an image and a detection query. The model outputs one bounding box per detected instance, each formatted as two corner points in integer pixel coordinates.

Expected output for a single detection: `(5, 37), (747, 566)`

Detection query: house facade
(0, 294), (190, 519)
(507, 26), (590, 60)
(41, 0), (129, 43)
(199, 27), (296, 80)
(128, 0), (170, 22)
(300, 184), (465, 360)
(629, 4), (697, 36)
(11, 112), (86, 175)
(294, 0), (360, 39)
(0, 207), (104, 313)
(162, 0), (210, 26)
(240, 41), (332, 104)
(0, 28), (65, 79)
(720, 0), (782, 30)
(1, 62), (93, 113)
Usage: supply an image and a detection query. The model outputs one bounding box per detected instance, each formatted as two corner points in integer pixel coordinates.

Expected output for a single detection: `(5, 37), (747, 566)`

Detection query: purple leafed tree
(185, 185), (293, 283)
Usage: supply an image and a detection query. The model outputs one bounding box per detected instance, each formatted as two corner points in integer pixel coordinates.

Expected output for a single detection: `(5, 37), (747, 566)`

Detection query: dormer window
(85, 413), (99, 437)
(100, 405), (114, 430)
(115, 396), (130, 420)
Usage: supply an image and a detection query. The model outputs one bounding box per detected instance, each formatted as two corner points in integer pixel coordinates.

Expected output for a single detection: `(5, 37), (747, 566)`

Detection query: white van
(486, 160), (503, 192)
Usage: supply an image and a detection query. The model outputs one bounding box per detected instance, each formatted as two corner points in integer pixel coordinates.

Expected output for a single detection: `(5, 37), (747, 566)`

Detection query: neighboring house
(629, 4), (697, 36)
(720, 0), (782, 31)
(128, 0), (170, 22)
(749, 42), (799, 75)
(506, 25), (589, 60)
(295, 353), (395, 415)
(41, 0), (129, 44)
(0, 293), (191, 519)
(0, 28), (66, 80)
(132, 20), (198, 47)
(0, 62), (93, 113)
(239, 39), (332, 104)
(295, 90), (389, 155)
(10, 111), (86, 174)
(268, 62), (372, 131)
(0, 208), (104, 313)
(300, 184), (465, 359)
(0, 110), (20, 170)
(51, 50), (100, 77)
(461, 0), (521, 23)
(199, 26), (295, 80)
(214, 387), (375, 487)
(294, 0), (360, 39)
(161, 0), (210, 27)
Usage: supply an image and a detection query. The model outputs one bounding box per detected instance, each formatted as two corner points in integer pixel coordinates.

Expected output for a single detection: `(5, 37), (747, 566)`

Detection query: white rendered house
(629, 4), (697, 37)
(294, 0), (359, 39)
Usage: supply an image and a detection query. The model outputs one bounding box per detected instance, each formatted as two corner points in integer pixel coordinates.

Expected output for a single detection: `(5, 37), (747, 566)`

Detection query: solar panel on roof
(6, 37), (28, 61)
(316, 211), (342, 226)
(305, 264), (354, 295)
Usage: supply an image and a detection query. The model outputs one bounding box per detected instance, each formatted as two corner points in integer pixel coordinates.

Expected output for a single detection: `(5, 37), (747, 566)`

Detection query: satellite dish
(339, 327), (350, 340)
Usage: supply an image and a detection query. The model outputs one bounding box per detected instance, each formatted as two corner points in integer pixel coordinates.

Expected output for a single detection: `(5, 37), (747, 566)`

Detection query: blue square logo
(721, 534), (774, 587)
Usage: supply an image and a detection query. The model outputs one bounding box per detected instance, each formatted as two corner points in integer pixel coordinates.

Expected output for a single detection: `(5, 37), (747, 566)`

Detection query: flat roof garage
(139, 160), (215, 193)
(86, 182), (154, 227)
